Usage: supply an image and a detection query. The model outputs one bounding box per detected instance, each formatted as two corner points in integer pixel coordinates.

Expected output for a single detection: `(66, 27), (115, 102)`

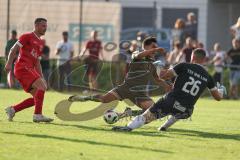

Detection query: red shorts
(14, 66), (40, 92)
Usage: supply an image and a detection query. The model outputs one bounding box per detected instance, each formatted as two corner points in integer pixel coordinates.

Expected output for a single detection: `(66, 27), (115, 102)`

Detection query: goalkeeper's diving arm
(209, 83), (226, 101)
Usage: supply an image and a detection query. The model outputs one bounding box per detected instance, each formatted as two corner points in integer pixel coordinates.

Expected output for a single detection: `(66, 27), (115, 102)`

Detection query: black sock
(88, 95), (102, 102)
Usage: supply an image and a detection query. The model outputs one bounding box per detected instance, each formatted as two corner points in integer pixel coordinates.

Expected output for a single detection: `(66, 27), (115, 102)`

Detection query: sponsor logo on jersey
(173, 101), (186, 112)
(30, 49), (37, 58)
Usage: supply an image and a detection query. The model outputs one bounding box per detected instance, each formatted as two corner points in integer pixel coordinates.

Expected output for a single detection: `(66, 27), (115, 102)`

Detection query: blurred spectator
(226, 38), (240, 99)
(155, 48), (167, 66)
(197, 42), (204, 48)
(192, 39), (199, 48)
(172, 18), (187, 47)
(167, 40), (182, 65)
(55, 31), (74, 91)
(230, 17), (240, 40)
(197, 42), (210, 61)
(40, 39), (50, 87)
(80, 30), (103, 91)
(176, 37), (195, 63)
(4, 30), (19, 88)
(210, 43), (226, 84)
(5, 30), (18, 59)
(136, 31), (148, 51)
(185, 12), (198, 40)
(136, 31), (147, 42)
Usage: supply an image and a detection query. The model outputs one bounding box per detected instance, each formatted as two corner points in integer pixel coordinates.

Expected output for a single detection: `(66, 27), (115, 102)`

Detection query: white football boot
(5, 106), (15, 121)
(33, 114), (54, 123)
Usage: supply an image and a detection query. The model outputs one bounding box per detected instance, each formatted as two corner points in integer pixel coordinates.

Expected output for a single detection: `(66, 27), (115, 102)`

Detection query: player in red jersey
(80, 30), (104, 90)
(4, 18), (53, 122)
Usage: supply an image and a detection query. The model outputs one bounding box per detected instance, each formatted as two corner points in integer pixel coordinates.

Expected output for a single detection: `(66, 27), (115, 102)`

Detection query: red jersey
(15, 32), (44, 69)
(86, 40), (102, 60)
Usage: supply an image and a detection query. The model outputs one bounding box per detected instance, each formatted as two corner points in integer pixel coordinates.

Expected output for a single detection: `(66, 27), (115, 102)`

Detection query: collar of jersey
(32, 32), (41, 40)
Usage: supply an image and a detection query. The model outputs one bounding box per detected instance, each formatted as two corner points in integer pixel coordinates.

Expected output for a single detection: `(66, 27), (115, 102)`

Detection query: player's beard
(40, 29), (46, 36)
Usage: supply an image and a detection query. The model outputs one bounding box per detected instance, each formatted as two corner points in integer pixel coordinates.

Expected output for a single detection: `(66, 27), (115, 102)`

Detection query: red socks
(34, 90), (45, 114)
(13, 98), (34, 112)
(12, 90), (45, 114)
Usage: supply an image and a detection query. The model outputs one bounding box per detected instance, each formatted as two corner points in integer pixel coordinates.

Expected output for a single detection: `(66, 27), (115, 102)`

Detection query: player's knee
(101, 96), (110, 103)
(32, 78), (47, 91)
(138, 103), (152, 110)
(37, 86), (46, 91)
(36, 83), (47, 91)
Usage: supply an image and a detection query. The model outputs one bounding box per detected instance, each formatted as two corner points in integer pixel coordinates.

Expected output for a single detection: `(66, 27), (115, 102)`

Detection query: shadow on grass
(51, 123), (240, 141)
(12, 121), (240, 141)
(72, 124), (240, 141)
(168, 128), (240, 141)
(0, 131), (172, 154)
(15, 121), (170, 138)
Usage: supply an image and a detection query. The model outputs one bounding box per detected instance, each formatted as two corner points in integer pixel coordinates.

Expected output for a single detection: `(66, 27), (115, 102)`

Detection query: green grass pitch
(0, 89), (240, 160)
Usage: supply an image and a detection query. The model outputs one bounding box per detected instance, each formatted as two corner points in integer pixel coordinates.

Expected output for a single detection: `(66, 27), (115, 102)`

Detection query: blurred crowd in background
(120, 13), (240, 99)
(1, 12), (240, 99)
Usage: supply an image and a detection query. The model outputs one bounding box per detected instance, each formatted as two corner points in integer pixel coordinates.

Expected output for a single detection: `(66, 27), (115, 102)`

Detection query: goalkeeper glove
(216, 82), (227, 98)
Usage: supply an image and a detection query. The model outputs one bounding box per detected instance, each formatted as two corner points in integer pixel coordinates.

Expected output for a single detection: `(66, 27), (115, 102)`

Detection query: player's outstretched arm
(210, 89), (222, 101)
(153, 73), (172, 92)
(160, 69), (175, 80)
(210, 84), (227, 101)
(5, 43), (19, 72)
(132, 47), (165, 59)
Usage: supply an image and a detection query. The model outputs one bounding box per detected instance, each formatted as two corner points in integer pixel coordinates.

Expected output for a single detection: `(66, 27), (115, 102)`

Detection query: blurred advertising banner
(0, 0), (121, 61)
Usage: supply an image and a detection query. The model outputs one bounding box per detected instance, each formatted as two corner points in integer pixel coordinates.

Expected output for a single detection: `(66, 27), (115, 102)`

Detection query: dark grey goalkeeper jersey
(125, 59), (156, 86)
(112, 51), (157, 104)
(169, 63), (216, 108)
(123, 51), (156, 90)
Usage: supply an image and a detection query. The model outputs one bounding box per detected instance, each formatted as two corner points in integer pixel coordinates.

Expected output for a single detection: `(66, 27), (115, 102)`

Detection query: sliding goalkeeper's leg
(68, 94), (102, 102)
(68, 90), (119, 103)
(158, 115), (178, 131)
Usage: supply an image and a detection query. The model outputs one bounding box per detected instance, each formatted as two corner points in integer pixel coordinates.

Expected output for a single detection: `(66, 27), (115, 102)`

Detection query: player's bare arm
(132, 47), (165, 59)
(160, 68), (175, 80)
(152, 70), (172, 92)
(5, 43), (20, 72)
(210, 83), (227, 101)
(210, 89), (222, 101)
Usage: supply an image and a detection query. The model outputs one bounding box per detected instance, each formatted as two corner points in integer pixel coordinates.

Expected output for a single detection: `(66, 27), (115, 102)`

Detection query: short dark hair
(11, 30), (17, 35)
(143, 36), (157, 47)
(193, 48), (206, 59)
(34, 18), (47, 24)
(62, 31), (68, 36)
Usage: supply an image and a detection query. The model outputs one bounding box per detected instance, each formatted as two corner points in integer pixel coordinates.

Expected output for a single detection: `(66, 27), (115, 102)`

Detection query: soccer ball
(103, 110), (119, 124)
